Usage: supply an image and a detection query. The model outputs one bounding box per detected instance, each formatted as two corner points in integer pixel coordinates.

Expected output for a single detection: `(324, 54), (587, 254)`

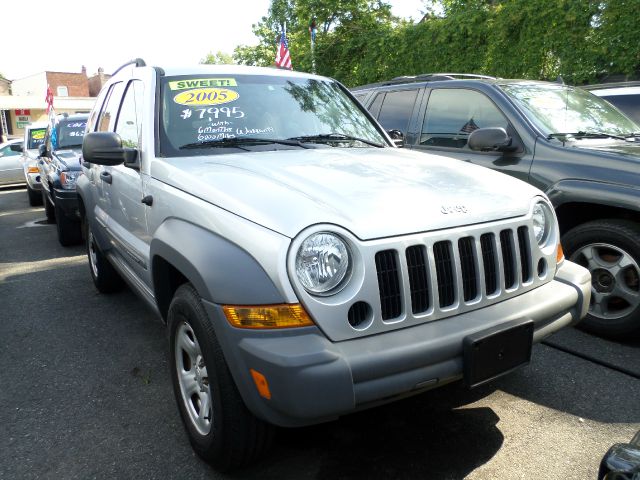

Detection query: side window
(115, 80), (144, 148)
(352, 93), (367, 103)
(368, 92), (384, 118)
(376, 89), (419, 135)
(601, 94), (640, 124)
(87, 86), (112, 133)
(97, 82), (125, 132)
(421, 89), (509, 149)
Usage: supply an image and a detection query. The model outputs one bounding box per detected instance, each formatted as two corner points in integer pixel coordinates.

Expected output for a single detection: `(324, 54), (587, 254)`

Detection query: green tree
(200, 51), (235, 65)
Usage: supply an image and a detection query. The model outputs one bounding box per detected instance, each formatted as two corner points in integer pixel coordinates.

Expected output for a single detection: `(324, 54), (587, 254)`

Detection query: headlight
(295, 232), (351, 295)
(532, 201), (553, 246)
(60, 171), (81, 190)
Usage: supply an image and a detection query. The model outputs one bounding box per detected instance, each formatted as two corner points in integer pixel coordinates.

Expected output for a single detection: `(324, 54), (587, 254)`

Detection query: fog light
(222, 304), (314, 329)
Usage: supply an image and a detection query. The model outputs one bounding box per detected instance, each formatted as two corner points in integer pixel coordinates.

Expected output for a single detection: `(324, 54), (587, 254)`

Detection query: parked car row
(7, 63), (635, 472)
(352, 73), (640, 340)
(10, 114), (87, 245)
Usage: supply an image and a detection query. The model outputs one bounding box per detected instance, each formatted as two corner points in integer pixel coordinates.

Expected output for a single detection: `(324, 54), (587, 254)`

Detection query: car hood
(567, 139), (640, 159)
(152, 148), (542, 240)
(52, 147), (83, 170)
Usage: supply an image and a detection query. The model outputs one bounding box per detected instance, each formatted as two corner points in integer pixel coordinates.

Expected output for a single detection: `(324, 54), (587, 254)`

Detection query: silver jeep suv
(77, 59), (590, 470)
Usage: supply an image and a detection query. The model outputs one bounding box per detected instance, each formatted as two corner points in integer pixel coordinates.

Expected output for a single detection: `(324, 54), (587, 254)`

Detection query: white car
(20, 122), (48, 205)
(0, 138), (24, 187)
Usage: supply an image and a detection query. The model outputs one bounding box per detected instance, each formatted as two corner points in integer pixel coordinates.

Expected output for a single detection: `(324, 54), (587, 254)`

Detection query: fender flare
(546, 179), (640, 212)
(150, 218), (285, 305)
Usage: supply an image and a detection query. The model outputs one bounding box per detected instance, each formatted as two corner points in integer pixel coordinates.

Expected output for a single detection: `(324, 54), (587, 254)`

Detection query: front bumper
(25, 172), (42, 190)
(204, 261), (590, 428)
(53, 188), (80, 220)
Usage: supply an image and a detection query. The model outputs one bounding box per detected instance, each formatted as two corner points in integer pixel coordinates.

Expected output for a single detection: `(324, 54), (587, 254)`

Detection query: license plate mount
(463, 319), (534, 388)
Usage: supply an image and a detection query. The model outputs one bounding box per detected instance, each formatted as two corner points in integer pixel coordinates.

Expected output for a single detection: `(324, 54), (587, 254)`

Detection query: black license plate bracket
(463, 319), (534, 388)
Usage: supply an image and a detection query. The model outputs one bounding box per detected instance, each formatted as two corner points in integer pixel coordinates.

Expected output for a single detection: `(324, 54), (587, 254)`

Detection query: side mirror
(387, 129), (405, 148)
(598, 431), (640, 480)
(83, 132), (138, 167)
(38, 144), (47, 157)
(10, 144), (23, 153)
(468, 127), (518, 152)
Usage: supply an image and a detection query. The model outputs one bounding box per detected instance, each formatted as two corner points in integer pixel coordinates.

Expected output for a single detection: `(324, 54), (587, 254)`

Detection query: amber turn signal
(222, 303), (314, 329)
(250, 369), (271, 399)
(557, 243), (564, 263)
(27, 167), (39, 173)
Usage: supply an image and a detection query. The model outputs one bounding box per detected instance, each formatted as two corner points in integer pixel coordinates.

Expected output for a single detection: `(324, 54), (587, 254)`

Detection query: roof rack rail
(383, 73), (497, 85)
(112, 58), (147, 76)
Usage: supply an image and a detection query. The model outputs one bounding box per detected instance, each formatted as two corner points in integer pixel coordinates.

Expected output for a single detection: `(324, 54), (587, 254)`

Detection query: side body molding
(150, 218), (286, 306)
(546, 179), (640, 211)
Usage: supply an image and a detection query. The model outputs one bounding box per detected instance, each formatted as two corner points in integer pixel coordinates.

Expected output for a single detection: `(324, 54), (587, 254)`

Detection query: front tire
(85, 220), (123, 293)
(27, 185), (42, 206)
(42, 188), (55, 223)
(168, 283), (274, 470)
(55, 202), (82, 246)
(563, 220), (640, 339)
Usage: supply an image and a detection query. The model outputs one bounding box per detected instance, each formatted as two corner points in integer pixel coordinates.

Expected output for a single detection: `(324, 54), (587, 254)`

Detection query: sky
(2, 0), (425, 81)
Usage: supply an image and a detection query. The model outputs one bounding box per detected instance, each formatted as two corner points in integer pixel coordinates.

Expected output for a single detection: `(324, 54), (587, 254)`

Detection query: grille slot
(517, 226), (532, 283)
(371, 220), (535, 329)
(375, 250), (402, 320)
(433, 241), (456, 308)
(406, 245), (430, 314)
(458, 237), (478, 301)
(480, 233), (498, 295)
(500, 229), (517, 289)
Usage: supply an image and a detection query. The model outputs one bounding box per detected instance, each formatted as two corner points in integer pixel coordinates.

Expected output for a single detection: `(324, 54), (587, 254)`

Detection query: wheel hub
(592, 268), (615, 293)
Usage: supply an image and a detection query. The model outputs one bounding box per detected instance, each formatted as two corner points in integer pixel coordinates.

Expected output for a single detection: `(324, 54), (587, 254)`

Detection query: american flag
(45, 85), (54, 114)
(460, 118), (479, 133)
(275, 29), (292, 70)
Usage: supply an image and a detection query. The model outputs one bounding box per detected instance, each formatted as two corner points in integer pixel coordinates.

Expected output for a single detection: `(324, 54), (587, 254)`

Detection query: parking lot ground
(1, 186), (639, 480)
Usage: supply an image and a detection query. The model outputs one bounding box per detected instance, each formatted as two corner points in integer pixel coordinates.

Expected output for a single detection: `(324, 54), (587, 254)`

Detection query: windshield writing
(160, 74), (385, 156)
(57, 121), (86, 148)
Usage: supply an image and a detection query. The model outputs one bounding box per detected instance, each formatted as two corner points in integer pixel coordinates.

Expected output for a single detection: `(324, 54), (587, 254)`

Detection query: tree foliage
(200, 51), (235, 65)
(232, 0), (640, 87)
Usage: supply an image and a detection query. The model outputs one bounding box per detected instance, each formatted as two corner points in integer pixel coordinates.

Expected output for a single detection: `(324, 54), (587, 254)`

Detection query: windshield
(160, 74), (386, 156)
(28, 128), (46, 149)
(56, 120), (87, 149)
(500, 83), (640, 137)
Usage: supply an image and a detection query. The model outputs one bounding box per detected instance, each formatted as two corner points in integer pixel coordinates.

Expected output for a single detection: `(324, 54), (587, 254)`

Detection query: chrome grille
(375, 224), (533, 319)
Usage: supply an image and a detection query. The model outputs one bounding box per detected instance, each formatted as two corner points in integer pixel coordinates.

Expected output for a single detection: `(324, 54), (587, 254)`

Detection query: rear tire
(27, 185), (42, 206)
(85, 220), (123, 293)
(168, 283), (274, 471)
(55, 202), (82, 246)
(42, 189), (55, 223)
(563, 219), (640, 339)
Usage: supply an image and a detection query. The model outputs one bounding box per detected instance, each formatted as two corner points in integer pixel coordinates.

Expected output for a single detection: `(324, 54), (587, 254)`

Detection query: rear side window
(421, 89), (508, 149)
(376, 89), (419, 135)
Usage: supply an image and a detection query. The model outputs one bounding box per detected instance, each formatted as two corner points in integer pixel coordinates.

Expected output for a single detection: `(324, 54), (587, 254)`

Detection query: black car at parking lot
(38, 113), (88, 246)
(585, 81), (640, 125)
(353, 74), (640, 339)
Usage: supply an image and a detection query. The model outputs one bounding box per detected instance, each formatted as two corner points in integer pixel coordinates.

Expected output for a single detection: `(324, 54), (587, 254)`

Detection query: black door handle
(100, 171), (112, 184)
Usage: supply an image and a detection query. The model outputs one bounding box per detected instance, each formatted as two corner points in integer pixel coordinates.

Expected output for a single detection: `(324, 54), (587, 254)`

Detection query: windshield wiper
(288, 133), (385, 148)
(547, 131), (627, 141)
(180, 137), (310, 150)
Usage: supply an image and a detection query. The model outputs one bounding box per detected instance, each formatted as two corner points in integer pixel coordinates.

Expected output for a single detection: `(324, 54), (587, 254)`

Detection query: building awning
(0, 95), (96, 110)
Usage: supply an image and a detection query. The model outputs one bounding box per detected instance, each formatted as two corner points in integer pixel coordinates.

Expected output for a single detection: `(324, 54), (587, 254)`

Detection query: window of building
(57, 86), (69, 97)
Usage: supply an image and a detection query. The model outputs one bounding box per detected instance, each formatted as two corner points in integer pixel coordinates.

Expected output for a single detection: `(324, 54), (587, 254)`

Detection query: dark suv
(39, 113), (88, 246)
(353, 74), (640, 339)
(584, 81), (640, 125)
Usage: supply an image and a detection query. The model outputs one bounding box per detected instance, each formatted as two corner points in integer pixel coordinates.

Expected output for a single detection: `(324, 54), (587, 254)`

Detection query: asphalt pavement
(1, 186), (639, 480)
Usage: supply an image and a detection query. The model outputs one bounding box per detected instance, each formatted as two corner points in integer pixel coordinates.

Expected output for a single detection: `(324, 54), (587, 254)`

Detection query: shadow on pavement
(236, 383), (503, 479)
